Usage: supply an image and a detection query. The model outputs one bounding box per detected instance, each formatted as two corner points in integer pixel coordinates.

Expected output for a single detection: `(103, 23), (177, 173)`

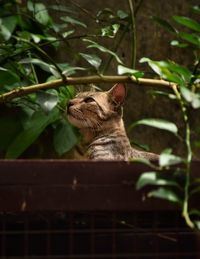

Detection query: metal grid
(0, 211), (199, 259)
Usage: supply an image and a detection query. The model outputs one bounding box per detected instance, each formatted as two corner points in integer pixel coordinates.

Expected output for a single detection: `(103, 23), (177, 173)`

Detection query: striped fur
(67, 83), (158, 161)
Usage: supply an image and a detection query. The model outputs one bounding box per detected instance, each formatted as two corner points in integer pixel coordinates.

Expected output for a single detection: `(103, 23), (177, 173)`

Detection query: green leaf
(62, 30), (74, 38)
(6, 109), (60, 159)
(60, 16), (87, 28)
(173, 16), (200, 32)
(152, 16), (178, 33)
(180, 86), (200, 109)
(159, 149), (183, 167)
(62, 66), (86, 76)
(189, 209), (200, 216)
(171, 40), (188, 48)
(148, 187), (181, 204)
(83, 39), (123, 64)
(178, 32), (200, 47)
(117, 10), (129, 19)
(0, 116), (22, 152)
(19, 58), (51, 73)
(166, 62), (192, 82)
(53, 120), (77, 155)
(117, 65), (144, 78)
(140, 58), (191, 84)
(136, 172), (179, 190)
(0, 67), (20, 87)
(190, 186), (200, 196)
(36, 90), (59, 113)
(48, 5), (75, 13)
(101, 24), (120, 38)
(192, 5), (200, 15)
(79, 53), (102, 69)
(147, 90), (176, 100)
(27, 0), (34, 11)
(96, 8), (114, 19)
(195, 221), (200, 230)
(0, 16), (17, 40)
(131, 158), (154, 167)
(34, 3), (50, 25)
(130, 118), (178, 135)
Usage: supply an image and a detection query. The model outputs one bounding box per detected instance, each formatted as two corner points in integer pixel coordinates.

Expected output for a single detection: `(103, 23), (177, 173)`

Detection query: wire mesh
(0, 211), (200, 259)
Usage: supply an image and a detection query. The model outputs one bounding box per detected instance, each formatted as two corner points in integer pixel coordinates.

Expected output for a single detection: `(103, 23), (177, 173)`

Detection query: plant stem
(128, 0), (136, 68)
(0, 75), (174, 103)
(172, 85), (194, 229)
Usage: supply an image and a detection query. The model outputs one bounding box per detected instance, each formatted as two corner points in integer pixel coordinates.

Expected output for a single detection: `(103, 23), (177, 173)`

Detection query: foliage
(133, 7), (200, 230)
(0, 0), (132, 158)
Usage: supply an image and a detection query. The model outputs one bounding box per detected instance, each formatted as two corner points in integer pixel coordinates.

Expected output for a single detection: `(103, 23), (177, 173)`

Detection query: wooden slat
(0, 160), (199, 212)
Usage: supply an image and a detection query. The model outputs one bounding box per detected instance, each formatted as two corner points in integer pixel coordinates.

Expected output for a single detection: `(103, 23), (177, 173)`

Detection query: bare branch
(0, 75), (174, 103)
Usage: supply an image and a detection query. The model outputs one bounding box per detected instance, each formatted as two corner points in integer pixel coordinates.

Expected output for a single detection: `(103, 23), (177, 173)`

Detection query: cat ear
(108, 83), (126, 106)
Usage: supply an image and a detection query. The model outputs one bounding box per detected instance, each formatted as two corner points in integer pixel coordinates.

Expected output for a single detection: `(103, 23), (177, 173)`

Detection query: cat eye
(84, 97), (95, 103)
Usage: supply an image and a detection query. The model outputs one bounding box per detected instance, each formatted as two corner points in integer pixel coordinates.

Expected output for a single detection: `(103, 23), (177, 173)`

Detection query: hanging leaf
(190, 186), (200, 196)
(189, 209), (200, 217)
(34, 3), (50, 25)
(152, 16), (178, 34)
(180, 86), (200, 109)
(60, 16), (87, 28)
(62, 30), (74, 38)
(48, 5), (75, 13)
(79, 53), (102, 69)
(130, 118), (178, 135)
(117, 65), (144, 78)
(117, 10), (129, 19)
(140, 58), (191, 84)
(159, 149), (184, 167)
(101, 24), (120, 38)
(178, 32), (200, 47)
(6, 109), (60, 159)
(148, 187), (182, 204)
(192, 5), (200, 15)
(62, 66), (86, 76)
(195, 221), (200, 230)
(83, 39), (123, 64)
(0, 67), (20, 87)
(171, 40), (188, 48)
(0, 16), (17, 40)
(147, 90), (176, 100)
(131, 158), (154, 168)
(19, 58), (51, 73)
(36, 90), (59, 114)
(0, 116), (22, 152)
(173, 16), (200, 33)
(53, 120), (77, 155)
(136, 172), (179, 190)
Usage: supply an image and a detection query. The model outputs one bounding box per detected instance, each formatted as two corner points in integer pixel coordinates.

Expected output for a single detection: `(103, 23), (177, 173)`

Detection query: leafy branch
(135, 7), (200, 230)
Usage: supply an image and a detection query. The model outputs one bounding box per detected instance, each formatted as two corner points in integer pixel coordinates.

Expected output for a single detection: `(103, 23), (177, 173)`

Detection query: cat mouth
(67, 109), (81, 123)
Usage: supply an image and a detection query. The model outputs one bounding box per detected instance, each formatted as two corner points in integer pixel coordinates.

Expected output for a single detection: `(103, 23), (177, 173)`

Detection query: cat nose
(67, 100), (74, 112)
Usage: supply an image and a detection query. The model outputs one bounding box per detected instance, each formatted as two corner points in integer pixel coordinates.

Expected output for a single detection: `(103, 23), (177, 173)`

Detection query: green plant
(134, 6), (200, 229)
(0, 0), (136, 158)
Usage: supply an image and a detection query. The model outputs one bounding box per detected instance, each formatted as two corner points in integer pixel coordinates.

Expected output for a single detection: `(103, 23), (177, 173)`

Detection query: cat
(67, 83), (158, 161)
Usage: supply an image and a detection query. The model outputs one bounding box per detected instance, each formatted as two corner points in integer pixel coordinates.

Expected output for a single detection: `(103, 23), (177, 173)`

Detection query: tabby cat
(67, 83), (158, 161)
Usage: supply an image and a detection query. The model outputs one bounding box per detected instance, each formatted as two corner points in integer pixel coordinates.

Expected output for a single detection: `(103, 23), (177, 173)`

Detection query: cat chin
(67, 114), (82, 128)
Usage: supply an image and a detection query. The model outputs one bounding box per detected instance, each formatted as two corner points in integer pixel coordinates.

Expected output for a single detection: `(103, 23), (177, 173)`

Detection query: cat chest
(87, 138), (130, 160)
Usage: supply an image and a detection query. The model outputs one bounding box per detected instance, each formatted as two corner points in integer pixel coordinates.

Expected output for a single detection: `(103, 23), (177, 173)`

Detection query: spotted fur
(67, 83), (158, 161)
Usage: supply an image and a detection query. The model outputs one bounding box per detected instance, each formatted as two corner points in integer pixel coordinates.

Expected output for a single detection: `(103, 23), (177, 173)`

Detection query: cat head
(67, 83), (126, 130)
